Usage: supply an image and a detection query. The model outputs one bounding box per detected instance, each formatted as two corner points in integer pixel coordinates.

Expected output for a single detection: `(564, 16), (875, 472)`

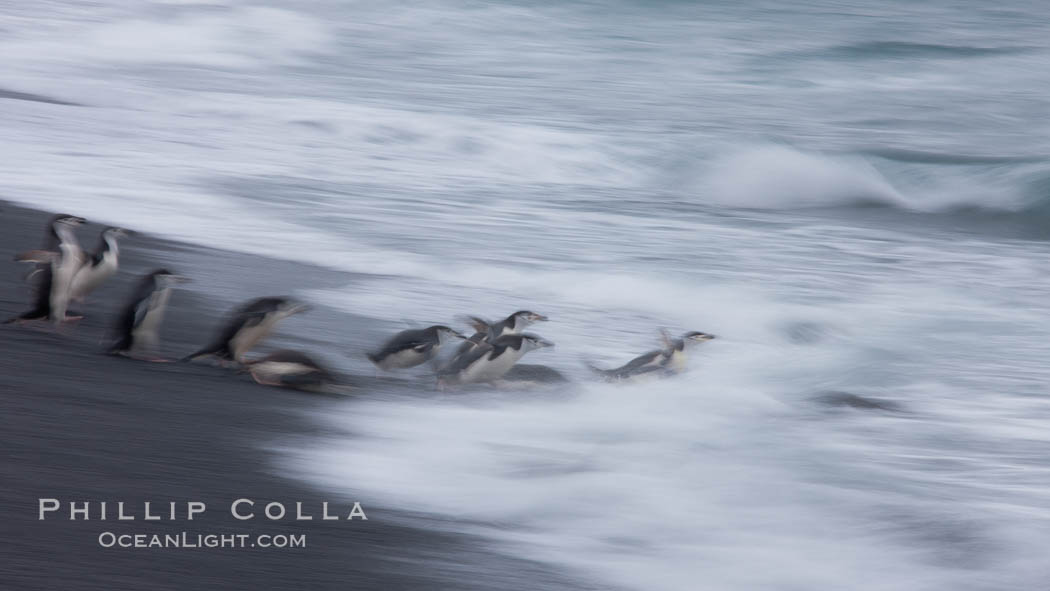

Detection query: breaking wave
(691, 145), (1050, 215)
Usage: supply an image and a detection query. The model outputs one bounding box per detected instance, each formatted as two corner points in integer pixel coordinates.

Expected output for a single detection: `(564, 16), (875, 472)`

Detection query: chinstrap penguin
(438, 333), (554, 388)
(17, 213), (83, 282)
(182, 296), (311, 365)
(587, 330), (715, 381)
(243, 350), (340, 392)
(367, 325), (464, 371)
(70, 226), (130, 304)
(447, 316), (498, 364)
(108, 269), (189, 360)
(447, 311), (548, 366)
(6, 214), (86, 325)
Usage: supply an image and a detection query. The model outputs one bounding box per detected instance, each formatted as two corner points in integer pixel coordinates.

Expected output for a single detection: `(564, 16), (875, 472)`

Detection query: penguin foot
(4, 316), (46, 326)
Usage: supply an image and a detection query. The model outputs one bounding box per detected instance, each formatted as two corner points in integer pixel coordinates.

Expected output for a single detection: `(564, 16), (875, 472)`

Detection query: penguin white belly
(71, 253), (117, 299)
(49, 244), (83, 322)
(461, 348), (526, 384)
(230, 314), (281, 361)
(665, 349), (688, 374)
(132, 288), (171, 351)
(251, 361), (314, 385)
(379, 348), (429, 370)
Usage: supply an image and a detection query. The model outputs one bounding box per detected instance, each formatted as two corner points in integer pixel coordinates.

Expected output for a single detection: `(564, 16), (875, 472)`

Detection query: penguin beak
(536, 338), (555, 348)
(531, 314), (549, 322)
(692, 333), (716, 342)
(290, 303), (312, 315)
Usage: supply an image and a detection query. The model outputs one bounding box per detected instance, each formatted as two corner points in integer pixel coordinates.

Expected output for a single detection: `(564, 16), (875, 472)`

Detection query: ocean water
(4, 1), (1050, 589)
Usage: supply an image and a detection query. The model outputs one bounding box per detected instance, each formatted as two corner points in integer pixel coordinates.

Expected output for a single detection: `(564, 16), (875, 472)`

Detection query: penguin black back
(586, 349), (668, 381)
(182, 296), (308, 363)
(369, 325), (448, 359)
(367, 325), (463, 371)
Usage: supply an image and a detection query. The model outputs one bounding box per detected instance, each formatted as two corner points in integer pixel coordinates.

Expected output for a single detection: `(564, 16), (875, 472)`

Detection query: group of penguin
(6, 213), (717, 393)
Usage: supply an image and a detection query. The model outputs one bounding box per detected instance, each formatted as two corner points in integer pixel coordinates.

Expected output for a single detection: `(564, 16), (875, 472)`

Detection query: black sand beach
(0, 202), (589, 591)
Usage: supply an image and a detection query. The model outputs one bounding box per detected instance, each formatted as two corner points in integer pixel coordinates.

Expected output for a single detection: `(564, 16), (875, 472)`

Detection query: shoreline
(0, 201), (592, 591)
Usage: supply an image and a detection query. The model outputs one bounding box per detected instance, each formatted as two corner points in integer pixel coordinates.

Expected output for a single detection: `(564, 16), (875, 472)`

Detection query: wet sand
(0, 201), (589, 591)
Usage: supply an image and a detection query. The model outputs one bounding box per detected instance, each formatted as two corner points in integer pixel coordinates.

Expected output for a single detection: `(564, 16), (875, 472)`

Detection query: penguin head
(520, 333), (555, 351)
(512, 310), (549, 327)
(103, 227), (131, 240)
(682, 331), (716, 346)
(53, 214), (86, 227)
(275, 297), (311, 316)
(150, 269), (190, 286)
(431, 325), (466, 342)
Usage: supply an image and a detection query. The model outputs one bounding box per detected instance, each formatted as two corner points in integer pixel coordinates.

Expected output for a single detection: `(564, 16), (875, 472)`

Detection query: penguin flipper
(464, 316), (492, 334)
(132, 297), (151, 330)
(659, 328), (674, 350)
(14, 250), (60, 264)
(439, 342), (493, 378)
